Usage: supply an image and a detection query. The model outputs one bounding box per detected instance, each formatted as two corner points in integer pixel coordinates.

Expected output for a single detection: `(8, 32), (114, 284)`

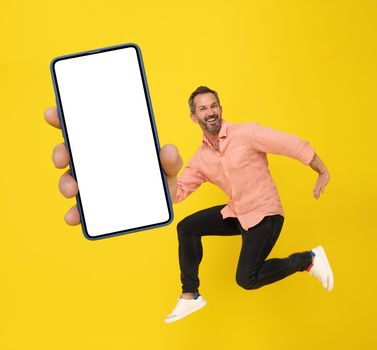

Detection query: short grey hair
(188, 86), (220, 114)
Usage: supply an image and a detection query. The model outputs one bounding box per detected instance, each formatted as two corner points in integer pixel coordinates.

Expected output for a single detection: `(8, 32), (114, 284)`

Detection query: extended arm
(160, 144), (207, 203)
(249, 123), (330, 199)
(309, 153), (330, 199)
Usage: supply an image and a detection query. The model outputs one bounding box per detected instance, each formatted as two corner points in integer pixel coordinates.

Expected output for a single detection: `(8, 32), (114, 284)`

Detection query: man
(44, 86), (333, 324)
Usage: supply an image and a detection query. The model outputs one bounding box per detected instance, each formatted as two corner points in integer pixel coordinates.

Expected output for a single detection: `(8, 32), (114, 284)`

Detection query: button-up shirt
(175, 120), (315, 230)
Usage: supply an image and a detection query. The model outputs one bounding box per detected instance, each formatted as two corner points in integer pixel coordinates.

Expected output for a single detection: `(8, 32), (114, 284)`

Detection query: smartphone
(50, 43), (173, 240)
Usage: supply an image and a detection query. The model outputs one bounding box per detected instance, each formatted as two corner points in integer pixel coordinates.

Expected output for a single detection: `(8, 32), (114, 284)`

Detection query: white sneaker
(164, 293), (207, 323)
(309, 245), (334, 292)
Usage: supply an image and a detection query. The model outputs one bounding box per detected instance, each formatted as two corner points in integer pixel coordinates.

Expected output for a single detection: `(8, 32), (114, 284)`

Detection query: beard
(198, 114), (222, 134)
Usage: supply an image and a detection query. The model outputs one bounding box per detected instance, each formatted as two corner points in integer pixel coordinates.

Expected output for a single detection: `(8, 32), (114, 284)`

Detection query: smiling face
(190, 93), (223, 135)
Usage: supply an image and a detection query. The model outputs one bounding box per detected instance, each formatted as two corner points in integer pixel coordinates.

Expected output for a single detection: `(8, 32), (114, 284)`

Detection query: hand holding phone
(48, 43), (181, 239)
(45, 106), (182, 225)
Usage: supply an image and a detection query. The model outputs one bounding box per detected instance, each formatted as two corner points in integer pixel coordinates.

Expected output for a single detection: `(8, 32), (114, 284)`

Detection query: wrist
(319, 170), (329, 177)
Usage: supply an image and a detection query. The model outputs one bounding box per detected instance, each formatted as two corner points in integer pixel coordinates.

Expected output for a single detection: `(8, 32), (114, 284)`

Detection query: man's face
(190, 93), (222, 135)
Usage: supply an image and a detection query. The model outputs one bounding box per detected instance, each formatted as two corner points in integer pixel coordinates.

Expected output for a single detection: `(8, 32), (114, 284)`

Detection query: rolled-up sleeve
(175, 157), (208, 203)
(249, 123), (315, 165)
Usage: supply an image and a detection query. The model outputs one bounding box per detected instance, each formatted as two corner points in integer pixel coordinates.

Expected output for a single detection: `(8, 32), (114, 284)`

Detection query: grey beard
(199, 117), (222, 134)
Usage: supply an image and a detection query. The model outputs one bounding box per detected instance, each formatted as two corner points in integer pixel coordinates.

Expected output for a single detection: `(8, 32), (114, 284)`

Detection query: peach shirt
(175, 120), (315, 230)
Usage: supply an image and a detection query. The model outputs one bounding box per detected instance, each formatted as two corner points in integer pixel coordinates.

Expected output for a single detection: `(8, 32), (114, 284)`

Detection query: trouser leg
(177, 205), (239, 293)
(235, 215), (313, 290)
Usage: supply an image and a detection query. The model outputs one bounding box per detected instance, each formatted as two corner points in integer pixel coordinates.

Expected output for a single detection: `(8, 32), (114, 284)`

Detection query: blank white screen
(54, 47), (170, 237)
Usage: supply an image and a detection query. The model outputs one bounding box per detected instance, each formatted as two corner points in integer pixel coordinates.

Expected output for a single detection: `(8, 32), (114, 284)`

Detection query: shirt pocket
(227, 144), (250, 169)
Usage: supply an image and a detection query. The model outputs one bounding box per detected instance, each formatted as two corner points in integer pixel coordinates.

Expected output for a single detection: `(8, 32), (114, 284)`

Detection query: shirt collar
(202, 120), (228, 146)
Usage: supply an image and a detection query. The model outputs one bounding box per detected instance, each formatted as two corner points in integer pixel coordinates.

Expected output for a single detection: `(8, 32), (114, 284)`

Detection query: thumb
(160, 144), (183, 176)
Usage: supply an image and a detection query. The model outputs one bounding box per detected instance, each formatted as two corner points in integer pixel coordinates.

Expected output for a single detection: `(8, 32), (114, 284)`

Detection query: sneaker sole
(164, 299), (207, 323)
(315, 245), (334, 292)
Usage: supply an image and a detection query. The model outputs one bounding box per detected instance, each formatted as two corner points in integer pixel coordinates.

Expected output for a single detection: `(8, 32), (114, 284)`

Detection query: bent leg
(177, 205), (239, 293)
(235, 215), (313, 290)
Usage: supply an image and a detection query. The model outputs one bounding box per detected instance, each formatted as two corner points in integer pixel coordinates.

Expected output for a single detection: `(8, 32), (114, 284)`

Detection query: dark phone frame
(50, 43), (174, 240)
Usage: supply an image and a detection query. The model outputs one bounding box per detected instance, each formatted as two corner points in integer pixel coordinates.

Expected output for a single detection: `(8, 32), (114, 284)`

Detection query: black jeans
(177, 205), (313, 293)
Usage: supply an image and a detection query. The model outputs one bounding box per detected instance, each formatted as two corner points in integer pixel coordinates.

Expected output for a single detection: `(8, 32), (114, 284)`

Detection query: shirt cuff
(301, 146), (316, 165)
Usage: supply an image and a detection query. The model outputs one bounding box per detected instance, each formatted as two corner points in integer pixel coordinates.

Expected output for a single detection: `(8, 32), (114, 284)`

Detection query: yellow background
(1, 0), (376, 349)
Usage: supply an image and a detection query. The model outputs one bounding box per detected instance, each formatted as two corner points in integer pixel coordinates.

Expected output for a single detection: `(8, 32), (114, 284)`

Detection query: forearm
(170, 166), (207, 204)
(160, 144), (206, 203)
(309, 153), (329, 175)
(250, 123), (316, 165)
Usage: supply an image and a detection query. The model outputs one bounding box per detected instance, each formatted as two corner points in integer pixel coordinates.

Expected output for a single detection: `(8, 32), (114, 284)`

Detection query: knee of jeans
(177, 219), (189, 238)
(236, 273), (259, 290)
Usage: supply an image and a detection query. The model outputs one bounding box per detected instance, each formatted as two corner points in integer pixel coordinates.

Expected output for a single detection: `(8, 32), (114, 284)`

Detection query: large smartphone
(50, 43), (173, 240)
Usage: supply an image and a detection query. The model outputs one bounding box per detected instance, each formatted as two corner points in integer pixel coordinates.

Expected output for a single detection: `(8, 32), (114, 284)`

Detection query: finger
(58, 169), (78, 198)
(160, 144), (183, 176)
(44, 107), (61, 129)
(318, 182), (325, 194)
(64, 205), (80, 225)
(53, 143), (70, 168)
(313, 187), (319, 199)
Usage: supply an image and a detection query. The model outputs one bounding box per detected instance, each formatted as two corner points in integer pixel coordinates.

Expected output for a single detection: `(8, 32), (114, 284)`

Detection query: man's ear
(190, 113), (199, 123)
